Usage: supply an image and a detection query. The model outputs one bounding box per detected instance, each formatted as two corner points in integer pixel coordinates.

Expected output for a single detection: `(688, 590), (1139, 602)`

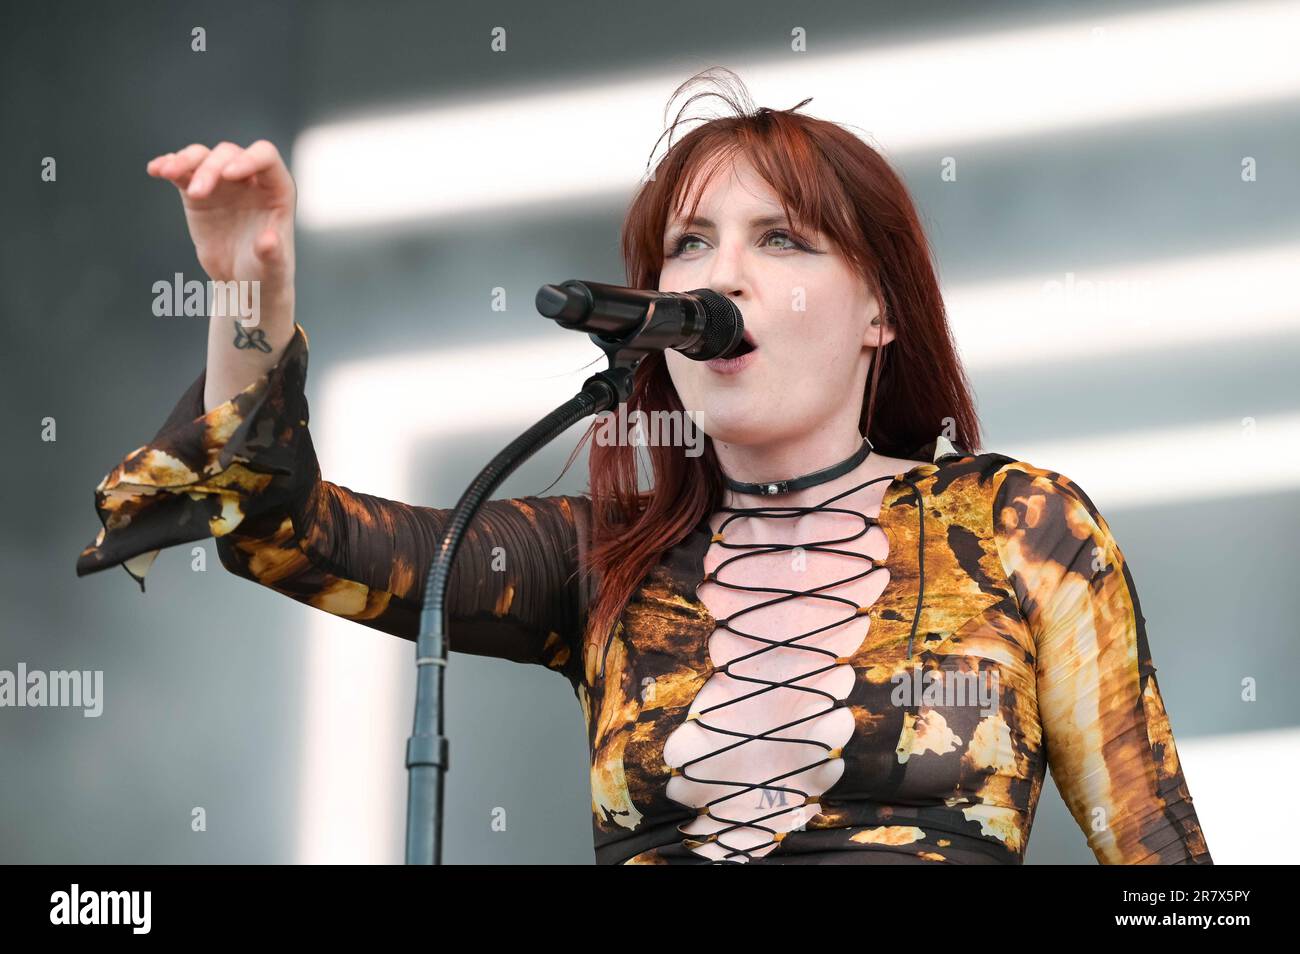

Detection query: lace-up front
(662, 472), (926, 863)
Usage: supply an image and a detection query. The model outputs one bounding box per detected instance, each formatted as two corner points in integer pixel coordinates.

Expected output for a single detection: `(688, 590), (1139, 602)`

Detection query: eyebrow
(667, 213), (792, 232)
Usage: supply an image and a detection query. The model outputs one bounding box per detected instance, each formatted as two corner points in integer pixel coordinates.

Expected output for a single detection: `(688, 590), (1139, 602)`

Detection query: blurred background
(2, 0), (1296, 864)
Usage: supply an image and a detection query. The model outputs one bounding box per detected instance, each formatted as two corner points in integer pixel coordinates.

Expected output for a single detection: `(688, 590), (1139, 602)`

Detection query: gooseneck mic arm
(403, 370), (620, 866)
(405, 282), (742, 864)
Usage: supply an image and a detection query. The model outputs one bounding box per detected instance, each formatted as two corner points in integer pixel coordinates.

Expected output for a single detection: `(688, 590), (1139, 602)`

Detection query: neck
(714, 428), (904, 511)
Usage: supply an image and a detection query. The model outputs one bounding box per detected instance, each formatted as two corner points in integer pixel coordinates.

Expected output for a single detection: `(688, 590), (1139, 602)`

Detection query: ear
(863, 309), (897, 349)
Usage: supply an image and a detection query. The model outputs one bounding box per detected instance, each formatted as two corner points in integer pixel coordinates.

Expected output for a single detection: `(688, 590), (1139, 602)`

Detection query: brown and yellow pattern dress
(75, 322), (1213, 865)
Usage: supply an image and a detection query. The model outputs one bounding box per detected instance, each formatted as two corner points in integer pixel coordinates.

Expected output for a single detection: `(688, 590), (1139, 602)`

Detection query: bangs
(652, 121), (866, 279)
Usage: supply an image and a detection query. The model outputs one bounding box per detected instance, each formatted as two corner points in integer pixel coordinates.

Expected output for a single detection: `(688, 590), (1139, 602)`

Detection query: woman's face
(660, 153), (894, 447)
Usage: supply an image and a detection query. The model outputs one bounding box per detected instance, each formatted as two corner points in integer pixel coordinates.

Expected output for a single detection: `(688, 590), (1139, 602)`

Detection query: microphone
(535, 280), (748, 361)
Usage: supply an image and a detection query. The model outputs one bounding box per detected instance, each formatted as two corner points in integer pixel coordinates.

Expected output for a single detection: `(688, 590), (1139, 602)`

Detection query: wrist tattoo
(233, 323), (273, 353)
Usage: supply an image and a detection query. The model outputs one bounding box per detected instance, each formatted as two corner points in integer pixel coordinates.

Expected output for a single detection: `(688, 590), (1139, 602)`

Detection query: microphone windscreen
(684, 289), (745, 360)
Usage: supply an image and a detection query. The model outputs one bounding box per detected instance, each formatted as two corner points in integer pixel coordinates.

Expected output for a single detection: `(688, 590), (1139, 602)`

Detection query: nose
(706, 239), (749, 304)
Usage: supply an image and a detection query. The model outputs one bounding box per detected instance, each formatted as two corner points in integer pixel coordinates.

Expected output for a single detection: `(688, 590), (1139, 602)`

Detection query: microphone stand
(404, 305), (661, 864)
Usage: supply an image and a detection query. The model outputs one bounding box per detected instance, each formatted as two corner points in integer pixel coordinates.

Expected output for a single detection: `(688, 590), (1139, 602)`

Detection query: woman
(76, 69), (1212, 865)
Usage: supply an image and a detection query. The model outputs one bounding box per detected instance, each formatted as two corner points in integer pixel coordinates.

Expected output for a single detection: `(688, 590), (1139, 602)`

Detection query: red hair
(565, 67), (982, 666)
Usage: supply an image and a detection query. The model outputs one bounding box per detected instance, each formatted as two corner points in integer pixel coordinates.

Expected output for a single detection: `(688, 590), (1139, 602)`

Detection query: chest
(582, 472), (1041, 861)
(690, 506), (892, 708)
(653, 504), (899, 858)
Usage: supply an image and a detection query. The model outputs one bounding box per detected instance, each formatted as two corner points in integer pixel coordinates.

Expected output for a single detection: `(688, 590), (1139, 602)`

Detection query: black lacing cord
(671, 472), (926, 863)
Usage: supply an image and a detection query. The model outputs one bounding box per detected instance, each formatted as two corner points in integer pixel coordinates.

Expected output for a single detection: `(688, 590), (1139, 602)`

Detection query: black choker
(722, 436), (875, 497)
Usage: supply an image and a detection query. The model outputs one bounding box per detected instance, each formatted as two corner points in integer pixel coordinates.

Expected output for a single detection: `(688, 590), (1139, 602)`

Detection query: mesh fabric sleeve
(75, 322), (591, 686)
(992, 462), (1213, 864)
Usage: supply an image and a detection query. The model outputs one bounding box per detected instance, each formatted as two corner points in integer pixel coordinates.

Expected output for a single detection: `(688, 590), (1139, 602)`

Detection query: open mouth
(731, 330), (758, 356)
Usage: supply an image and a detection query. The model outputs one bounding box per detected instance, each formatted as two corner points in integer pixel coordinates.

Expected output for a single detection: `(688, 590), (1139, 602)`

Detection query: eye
(762, 228), (810, 251)
(664, 227), (816, 259)
(666, 232), (706, 257)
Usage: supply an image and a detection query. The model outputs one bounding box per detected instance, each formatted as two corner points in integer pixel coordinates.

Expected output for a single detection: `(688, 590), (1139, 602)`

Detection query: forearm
(216, 479), (589, 677)
(203, 287), (297, 413)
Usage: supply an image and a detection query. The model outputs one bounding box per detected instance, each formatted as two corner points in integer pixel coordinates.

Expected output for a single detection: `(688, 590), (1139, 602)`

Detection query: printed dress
(76, 322), (1213, 865)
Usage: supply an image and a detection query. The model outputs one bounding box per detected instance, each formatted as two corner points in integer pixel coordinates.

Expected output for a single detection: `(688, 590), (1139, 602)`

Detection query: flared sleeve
(75, 323), (591, 686)
(76, 323), (316, 589)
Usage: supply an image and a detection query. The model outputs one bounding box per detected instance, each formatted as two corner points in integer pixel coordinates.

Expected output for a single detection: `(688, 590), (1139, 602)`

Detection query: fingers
(147, 143), (209, 191)
(219, 139), (294, 198)
(147, 140), (294, 203)
(185, 141), (244, 198)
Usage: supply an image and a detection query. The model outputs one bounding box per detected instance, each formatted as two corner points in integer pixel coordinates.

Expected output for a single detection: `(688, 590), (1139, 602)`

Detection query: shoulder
(925, 450), (1102, 511)
(905, 453), (1128, 629)
(939, 455), (1124, 586)
(986, 456), (1110, 533)
(919, 450), (1115, 546)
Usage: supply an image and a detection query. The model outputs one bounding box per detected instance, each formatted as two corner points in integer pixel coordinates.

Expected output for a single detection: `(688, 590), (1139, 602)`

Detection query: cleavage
(662, 494), (892, 861)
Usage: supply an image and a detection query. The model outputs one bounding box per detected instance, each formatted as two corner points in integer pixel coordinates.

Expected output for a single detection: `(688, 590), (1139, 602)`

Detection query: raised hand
(147, 140), (299, 412)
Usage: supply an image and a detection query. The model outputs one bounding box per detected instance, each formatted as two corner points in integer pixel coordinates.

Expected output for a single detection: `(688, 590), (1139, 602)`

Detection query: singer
(75, 68), (1211, 865)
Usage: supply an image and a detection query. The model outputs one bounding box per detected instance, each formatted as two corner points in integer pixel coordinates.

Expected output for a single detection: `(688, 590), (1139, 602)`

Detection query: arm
(75, 322), (592, 687)
(992, 462), (1212, 864)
